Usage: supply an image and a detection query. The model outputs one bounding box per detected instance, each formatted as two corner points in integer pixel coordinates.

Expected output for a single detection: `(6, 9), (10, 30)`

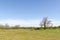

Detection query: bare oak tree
(40, 17), (52, 30)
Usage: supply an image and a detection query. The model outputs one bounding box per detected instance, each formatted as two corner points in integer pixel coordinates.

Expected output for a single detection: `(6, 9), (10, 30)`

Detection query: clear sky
(0, 0), (60, 26)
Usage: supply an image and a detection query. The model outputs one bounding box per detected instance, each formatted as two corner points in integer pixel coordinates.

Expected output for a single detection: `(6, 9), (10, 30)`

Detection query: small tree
(14, 25), (20, 29)
(40, 17), (52, 30)
(5, 24), (9, 27)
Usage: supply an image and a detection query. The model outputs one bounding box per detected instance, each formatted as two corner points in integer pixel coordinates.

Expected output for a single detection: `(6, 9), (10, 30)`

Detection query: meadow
(0, 29), (60, 40)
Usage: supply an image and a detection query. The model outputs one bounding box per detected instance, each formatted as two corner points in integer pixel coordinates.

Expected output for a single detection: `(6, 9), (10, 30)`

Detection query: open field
(0, 29), (60, 40)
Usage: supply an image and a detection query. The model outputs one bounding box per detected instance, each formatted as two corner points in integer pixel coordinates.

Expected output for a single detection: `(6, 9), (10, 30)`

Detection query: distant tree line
(0, 24), (60, 30)
(0, 17), (60, 30)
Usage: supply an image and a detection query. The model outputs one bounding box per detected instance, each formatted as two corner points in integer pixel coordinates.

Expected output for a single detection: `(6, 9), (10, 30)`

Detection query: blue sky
(0, 0), (60, 26)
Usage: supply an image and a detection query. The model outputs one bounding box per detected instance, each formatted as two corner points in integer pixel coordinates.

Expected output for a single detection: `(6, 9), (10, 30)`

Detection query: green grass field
(0, 29), (60, 40)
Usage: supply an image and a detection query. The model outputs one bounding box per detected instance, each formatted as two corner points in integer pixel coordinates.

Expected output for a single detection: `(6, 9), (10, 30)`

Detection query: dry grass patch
(0, 29), (60, 40)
